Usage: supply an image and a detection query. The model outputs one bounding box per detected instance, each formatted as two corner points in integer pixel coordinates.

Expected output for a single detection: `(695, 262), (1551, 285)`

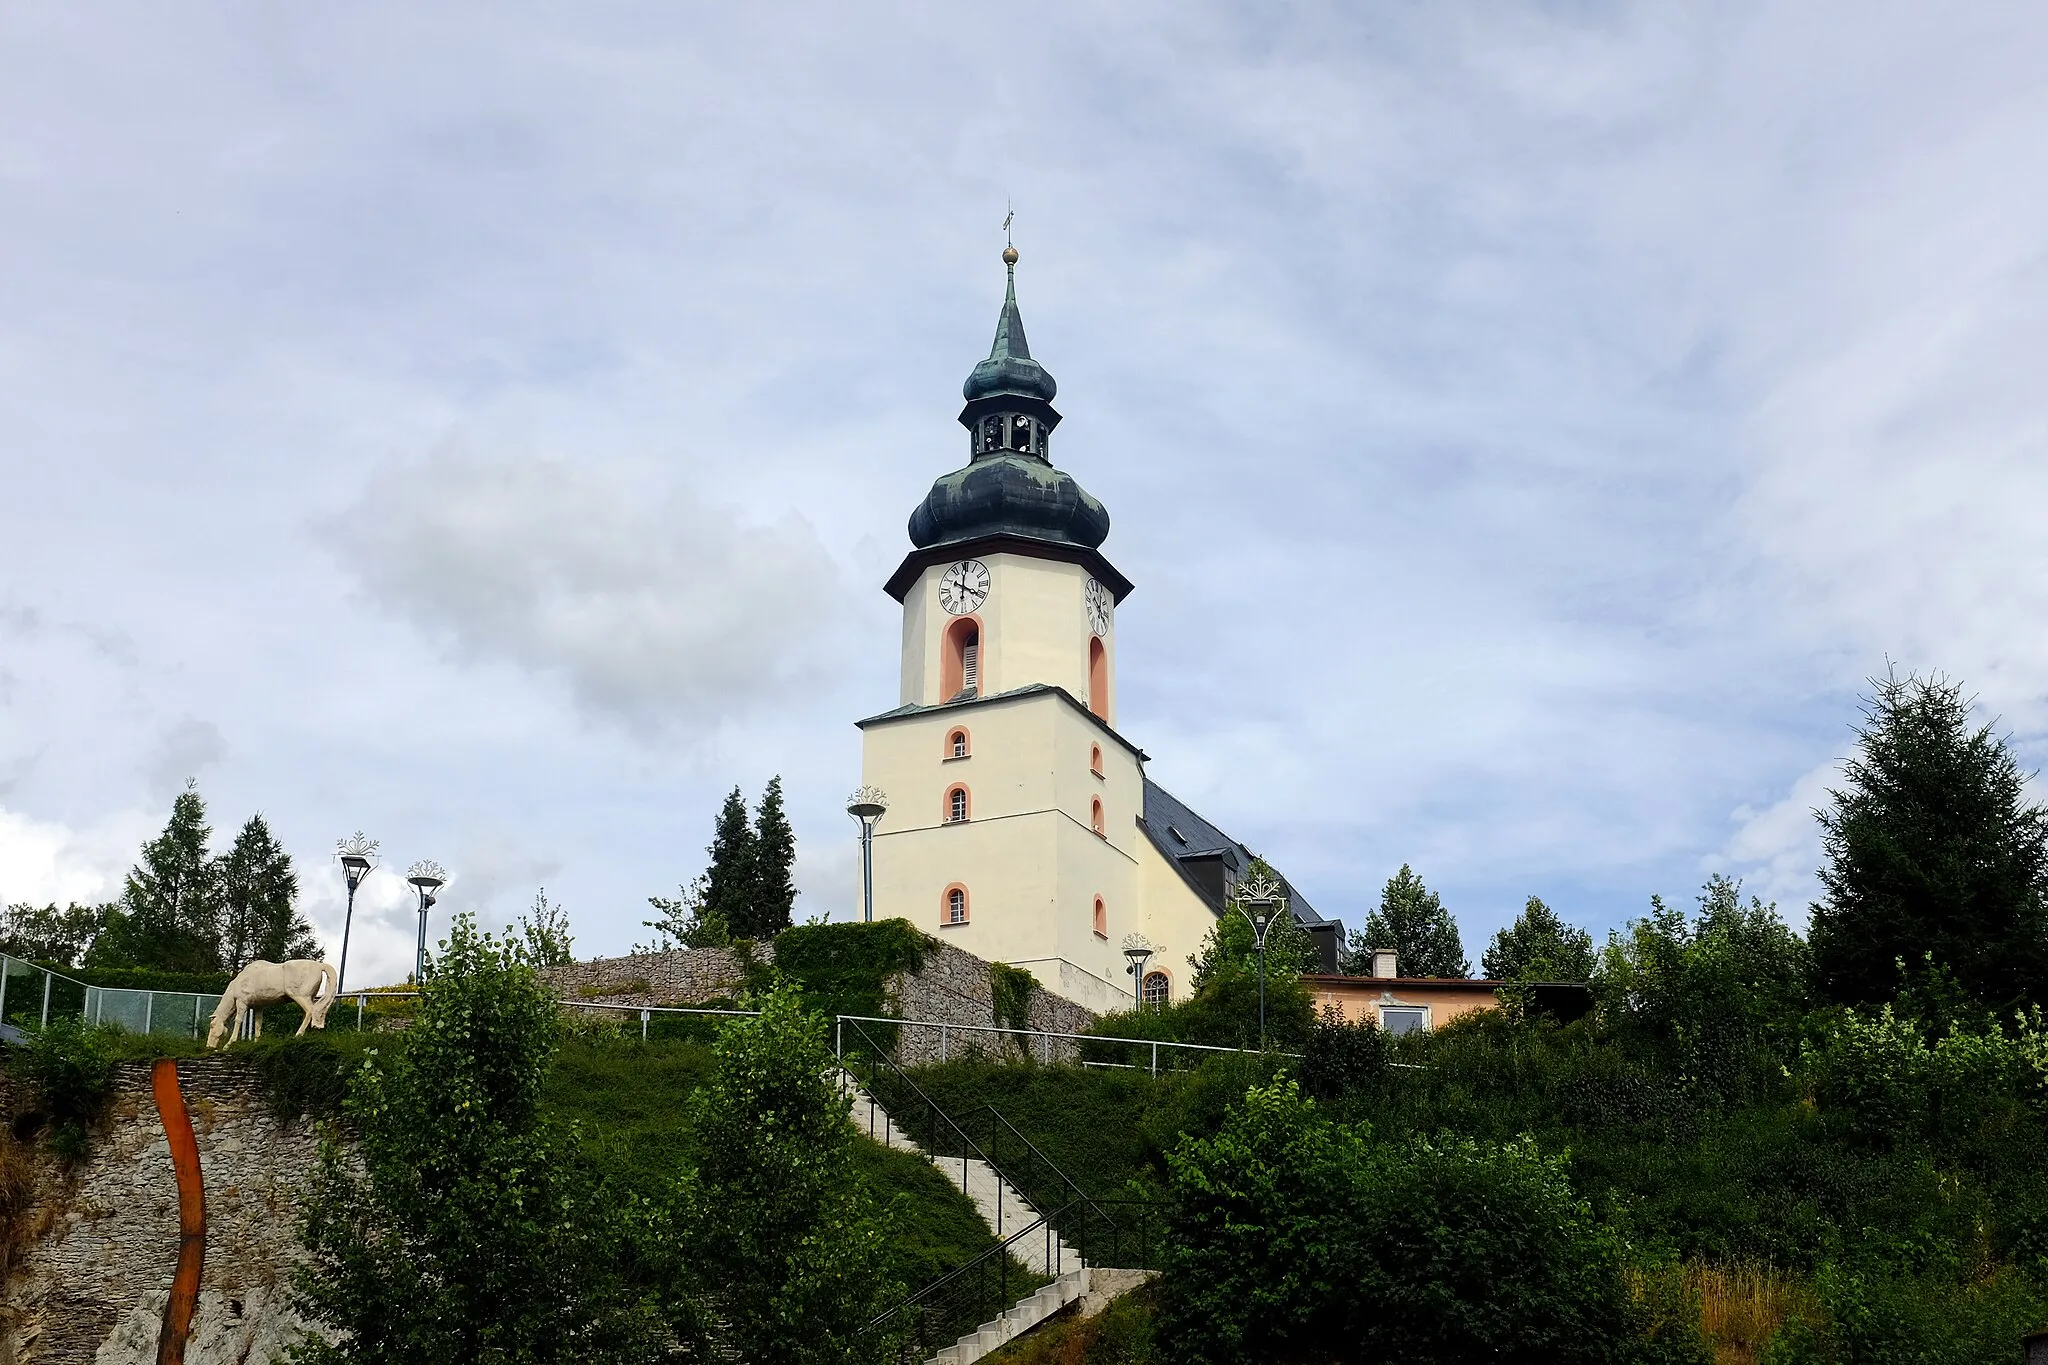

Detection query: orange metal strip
(151, 1058), (206, 1365)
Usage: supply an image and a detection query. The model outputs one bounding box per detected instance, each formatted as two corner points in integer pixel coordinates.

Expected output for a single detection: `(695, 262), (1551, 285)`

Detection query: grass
(979, 1280), (1162, 1365)
(1677, 1263), (1818, 1365)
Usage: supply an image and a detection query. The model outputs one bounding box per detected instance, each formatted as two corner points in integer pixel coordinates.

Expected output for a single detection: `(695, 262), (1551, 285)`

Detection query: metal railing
(0, 953), (88, 1032)
(834, 1012), (1296, 1076)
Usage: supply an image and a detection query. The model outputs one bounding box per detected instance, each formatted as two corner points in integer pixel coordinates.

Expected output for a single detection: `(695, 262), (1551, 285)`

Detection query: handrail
(865, 1199), (1074, 1333)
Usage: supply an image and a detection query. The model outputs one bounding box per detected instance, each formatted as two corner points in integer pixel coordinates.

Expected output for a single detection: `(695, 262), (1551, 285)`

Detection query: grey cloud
(330, 449), (850, 731)
(144, 719), (228, 801)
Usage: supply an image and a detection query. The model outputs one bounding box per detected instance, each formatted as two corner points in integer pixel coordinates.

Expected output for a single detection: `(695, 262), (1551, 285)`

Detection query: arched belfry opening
(943, 617), (981, 700)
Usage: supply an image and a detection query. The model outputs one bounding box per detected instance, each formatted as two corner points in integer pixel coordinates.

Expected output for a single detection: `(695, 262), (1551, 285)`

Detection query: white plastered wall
(858, 689), (1146, 1014)
(899, 553), (1115, 719)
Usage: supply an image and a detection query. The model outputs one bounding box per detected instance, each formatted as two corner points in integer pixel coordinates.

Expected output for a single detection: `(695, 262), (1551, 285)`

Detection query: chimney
(1371, 948), (1397, 979)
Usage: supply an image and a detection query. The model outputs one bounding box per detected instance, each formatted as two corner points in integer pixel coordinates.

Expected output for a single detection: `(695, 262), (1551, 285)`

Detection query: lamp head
(846, 785), (889, 822)
(405, 859), (447, 903)
(339, 854), (371, 892)
(336, 832), (380, 892)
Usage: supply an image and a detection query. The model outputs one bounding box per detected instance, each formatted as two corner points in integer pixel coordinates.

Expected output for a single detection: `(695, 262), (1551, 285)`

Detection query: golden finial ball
(1002, 245), (1019, 265)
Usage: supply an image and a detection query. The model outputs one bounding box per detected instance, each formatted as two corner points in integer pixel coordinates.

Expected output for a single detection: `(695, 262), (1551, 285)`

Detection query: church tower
(857, 248), (1340, 1011)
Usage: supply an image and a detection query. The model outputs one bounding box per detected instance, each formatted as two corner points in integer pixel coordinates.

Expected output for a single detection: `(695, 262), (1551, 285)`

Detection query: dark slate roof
(1140, 778), (1332, 930)
(962, 258), (1057, 405)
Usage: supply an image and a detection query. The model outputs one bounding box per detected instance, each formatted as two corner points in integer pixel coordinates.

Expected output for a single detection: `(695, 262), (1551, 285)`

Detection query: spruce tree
(1346, 865), (1468, 977)
(701, 787), (758, 940)
(1482, 896), (1595, 982)
(745, 776), (798, 939)
(117, 780), (224, 972)
(1810, 670), (2048, 1010)
(218, 813), (318, 971)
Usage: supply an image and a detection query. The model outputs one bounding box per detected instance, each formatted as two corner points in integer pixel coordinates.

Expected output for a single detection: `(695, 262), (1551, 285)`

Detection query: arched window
(946, 728), (970, 760)
(1093, 897), (1107, 938)
(1142, 971), (1170, 1007)
(943, 885), (969, 925)
(942, 618), (982, 700)
(1087, 637), (1108, 721)
(1090, 743), (1103, 778)
(946, 785), (970, 823)
(1090, 798), (1105, 837)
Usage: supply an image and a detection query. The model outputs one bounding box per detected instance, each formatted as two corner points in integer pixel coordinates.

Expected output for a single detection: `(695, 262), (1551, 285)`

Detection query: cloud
(0, 806), (156, 908)
(329, 448), (850, 731)
(1711, 758), (1844, 921)
(143, 718), (228, 800)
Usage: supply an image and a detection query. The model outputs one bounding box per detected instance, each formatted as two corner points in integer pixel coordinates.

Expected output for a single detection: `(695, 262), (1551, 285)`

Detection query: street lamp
(405, 860), (446, 985)
(1122, 938), (1155, 1009)
(335, 832), (379, 995)
(846, 786), (888, 923)
(1231, 870), (1288, 1050)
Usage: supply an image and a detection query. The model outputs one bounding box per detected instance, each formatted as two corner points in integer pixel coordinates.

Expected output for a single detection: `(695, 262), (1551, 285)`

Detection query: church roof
(962, 253), (1058, 405)
(1139, 778), (1334, 932)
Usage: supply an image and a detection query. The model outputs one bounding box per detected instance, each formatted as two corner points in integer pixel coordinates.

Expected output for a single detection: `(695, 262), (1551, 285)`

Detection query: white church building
(856, 248), (1342, 1013)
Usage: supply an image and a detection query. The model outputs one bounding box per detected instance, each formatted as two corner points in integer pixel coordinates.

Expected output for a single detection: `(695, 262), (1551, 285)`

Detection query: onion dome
(906, 248), (1109, 552)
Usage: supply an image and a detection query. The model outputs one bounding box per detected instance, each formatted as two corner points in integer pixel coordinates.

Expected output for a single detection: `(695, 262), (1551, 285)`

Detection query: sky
(4, 2), (2048, 986)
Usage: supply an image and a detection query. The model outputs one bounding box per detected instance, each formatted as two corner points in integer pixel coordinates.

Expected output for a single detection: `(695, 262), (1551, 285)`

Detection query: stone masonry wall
(885, 939), (1097, 1066)
(541, 942), (774, 1011)
(0, 1058), (334, 1365)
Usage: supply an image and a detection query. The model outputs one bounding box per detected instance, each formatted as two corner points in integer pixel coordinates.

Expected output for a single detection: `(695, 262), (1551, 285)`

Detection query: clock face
(1084, 578), (1113, 636)
(939, 559), (991, 615)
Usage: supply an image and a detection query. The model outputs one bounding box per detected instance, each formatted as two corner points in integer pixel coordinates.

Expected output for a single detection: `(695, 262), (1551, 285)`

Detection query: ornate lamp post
(1231, 870), (1288, 1050)
(335, 832), (379, 994)
(405, 860), (446, 985)
(1122, 938), (1155, 1009)
(846, 786), (888, 923)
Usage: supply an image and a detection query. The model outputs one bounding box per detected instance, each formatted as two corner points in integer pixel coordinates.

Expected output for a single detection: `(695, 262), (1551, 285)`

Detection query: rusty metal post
(151, 1058), (206, 1365)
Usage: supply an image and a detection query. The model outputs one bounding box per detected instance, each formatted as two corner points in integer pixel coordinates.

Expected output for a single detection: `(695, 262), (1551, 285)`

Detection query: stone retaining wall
(885, 940), (1097, 1066)
(0, 1058), (334, 1364)
(540, 942), (772, 1010)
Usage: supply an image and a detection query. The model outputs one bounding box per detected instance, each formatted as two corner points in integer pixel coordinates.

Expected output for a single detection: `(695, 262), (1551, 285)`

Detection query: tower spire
(963, 244), (1056, 406)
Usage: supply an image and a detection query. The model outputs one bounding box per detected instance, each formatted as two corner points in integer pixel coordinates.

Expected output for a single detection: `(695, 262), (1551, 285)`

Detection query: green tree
(1346, 865), (1468, 977)
(218, 813), (317, 972)
(701, 787), (758, 940)
(516, 888), (576, 968)
(99, 781), (222, 972)
(293, 913), (662, 1361)
(1160, 1081), (1694, 1365)
(685, 982), (899, 1364)
(1482, 895), (1596, 982)
(1810, 669), (2048, 1011)
(739, 775), (798, 939)
(640, 874), (728, 952)
(0, 902), (111, 967)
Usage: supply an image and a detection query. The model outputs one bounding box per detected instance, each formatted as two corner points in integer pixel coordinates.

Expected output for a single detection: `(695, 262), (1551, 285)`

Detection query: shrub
(20, 1018), (117, 1160)
(1297, 1007), (1390, 1101)
(1159, 1081), (1705, 1365)
(772, 918), (934, 1021)
(292, 913), (666, 1361)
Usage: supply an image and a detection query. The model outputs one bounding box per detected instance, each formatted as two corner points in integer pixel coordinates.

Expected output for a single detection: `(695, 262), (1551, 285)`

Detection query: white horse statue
(206, 959), (340, 1050)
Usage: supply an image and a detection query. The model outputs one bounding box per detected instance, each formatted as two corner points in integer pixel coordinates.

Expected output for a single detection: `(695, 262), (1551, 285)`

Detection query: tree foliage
(98, 780), (223, 972)
(292, 913), (665, 1362)
(702, 786), (758, 939)
(0, 901), (110, 966)
(220, 813), (317, 972)
(682, 982), (899, 1364)
(1345, 864), (1468, 978)
(742, 775), (799, 939)
(641, 874), (727, 952)
(516, 887), (577, 968)
(1810, 669), (2048, 1011)
(1159, 1081), (1698, 1365)
(1483, 895), (1595, 982)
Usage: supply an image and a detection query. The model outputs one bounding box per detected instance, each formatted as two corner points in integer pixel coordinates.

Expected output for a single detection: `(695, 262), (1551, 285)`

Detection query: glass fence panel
(0, 956), (43, 1030)
(83, 987), (224, 1038)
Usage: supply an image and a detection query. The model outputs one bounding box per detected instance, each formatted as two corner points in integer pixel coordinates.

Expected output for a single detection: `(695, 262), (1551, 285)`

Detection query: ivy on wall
(990, 962), (1039, 1036)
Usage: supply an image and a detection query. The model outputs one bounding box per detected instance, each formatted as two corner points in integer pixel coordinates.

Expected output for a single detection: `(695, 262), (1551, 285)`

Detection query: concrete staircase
(842, 1074), (1087, 1362)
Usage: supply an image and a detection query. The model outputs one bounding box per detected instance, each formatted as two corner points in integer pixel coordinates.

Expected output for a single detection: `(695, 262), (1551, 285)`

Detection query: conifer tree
(701, 787), (758, 940)
(744, 776), (798, 939)
(1811, 669), (2048, 1010)
(1346, 865), (1468, 978)
(113, 780), (224, 972)
(1482, 896), (1595, 982)
(218, 813), (318, 971)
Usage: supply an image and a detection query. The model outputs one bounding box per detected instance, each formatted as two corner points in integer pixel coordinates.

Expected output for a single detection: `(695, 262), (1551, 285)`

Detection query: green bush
(19, 1018), (118, 1160)
(1158, 1081), (1707, 1365)
(772, 918), (933, 1022)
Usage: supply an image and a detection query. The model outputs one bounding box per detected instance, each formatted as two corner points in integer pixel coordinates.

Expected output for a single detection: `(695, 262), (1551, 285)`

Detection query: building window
(1090, 744), (1103, 778)
(1090, 798), (1105, 837)
(1093, 897), (1107, 938)
(943, 617), (981, 700)
(1142, 971), (1170, 1007)
(1378, 1005), (1428, 1036)
(943, 885), (969, 925)
(946, 786), (971, 823)
(946, 728), (970, 760)
(1087, 637), (1108, 720)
